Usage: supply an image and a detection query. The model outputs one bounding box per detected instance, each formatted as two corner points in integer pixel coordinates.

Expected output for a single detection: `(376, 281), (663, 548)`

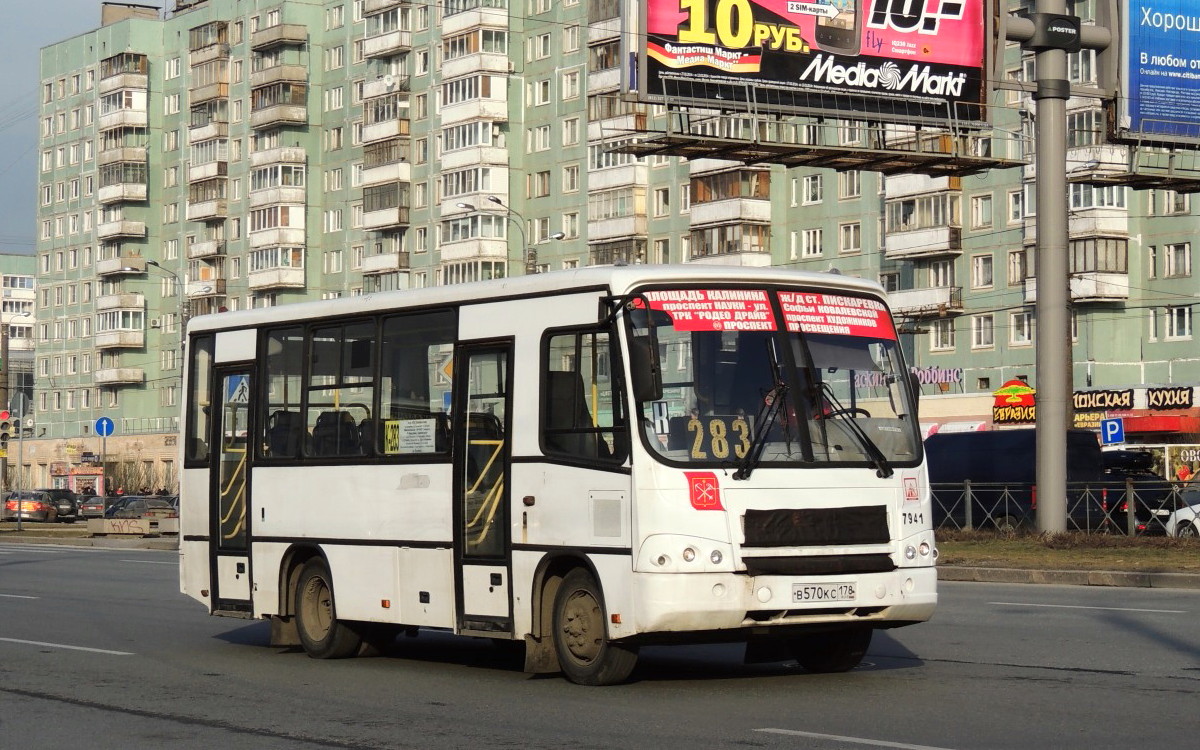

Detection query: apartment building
(31, 0), (1200, 489)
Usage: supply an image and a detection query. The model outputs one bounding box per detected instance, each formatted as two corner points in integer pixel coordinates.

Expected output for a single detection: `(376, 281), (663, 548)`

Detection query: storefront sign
(1147, 386), (1194, 410)
(992, 379), (1036, 424)
(1074, 389), (1134, 411)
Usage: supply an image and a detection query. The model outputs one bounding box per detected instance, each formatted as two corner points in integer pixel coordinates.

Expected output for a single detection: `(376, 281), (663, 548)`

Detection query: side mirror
(907, 371), (921, 420)
(628, 335), (663, 403)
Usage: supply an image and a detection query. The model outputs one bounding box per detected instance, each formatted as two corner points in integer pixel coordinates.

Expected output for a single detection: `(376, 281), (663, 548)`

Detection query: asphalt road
(1, 542), (1198, 749)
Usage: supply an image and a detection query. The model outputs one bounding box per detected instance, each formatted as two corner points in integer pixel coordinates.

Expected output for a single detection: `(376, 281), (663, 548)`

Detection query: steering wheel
(822, 407), (871, 419)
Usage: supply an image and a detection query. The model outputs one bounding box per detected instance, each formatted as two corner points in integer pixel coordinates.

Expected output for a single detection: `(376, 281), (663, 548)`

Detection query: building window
(1165, 243), (1191, 278)
(971, 254), (994, 289)
(839, 170), (861, 199)
(653, 187), (669, 217)
(971, 314), (995, 349)
(801, 228), (823, 257)
(839, 222), (861, 254)
(1008, 189), (1025, 223)
(1166, 306), (1193, 339)
(1010, 311), (1033, 346)
(802, 174), (822, 204)
(1009, 249), (1030, 286)
(930, 319), (955, 351)
(970, 194), (993, 229)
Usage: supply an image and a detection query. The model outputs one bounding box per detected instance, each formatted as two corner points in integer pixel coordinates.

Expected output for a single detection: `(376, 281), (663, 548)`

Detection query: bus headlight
(919, 542), (932, 557)
(904, 545), (917, 560)
(682, 547), (696, 563)
(710, 549), (723, 565)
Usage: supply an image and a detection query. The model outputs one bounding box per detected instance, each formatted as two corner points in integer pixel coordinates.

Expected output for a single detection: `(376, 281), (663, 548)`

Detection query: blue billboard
(1121, 0), (1200, 142)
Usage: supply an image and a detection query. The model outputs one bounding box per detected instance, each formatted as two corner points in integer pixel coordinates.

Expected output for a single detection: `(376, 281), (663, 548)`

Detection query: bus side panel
(179, 467), (211, 607)
(180, 540), (211, 610)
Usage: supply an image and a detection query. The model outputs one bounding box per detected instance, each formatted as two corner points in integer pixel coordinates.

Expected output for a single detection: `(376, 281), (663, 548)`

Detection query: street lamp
(146, 259), (190, 363)
(483, 196), (564, 274)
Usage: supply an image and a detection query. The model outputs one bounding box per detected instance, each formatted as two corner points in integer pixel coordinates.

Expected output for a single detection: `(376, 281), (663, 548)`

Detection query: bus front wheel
(789, 627), (872, 673)
(552, 568), (638, 686)
(295, 558), (363, 659)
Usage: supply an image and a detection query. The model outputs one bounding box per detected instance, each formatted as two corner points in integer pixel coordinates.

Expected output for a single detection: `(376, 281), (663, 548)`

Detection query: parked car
(1164, 486), (1200, 538)
(105, 495), (177, 519)
(78, 495), (107, 519)
(2, 491), (59, 523)
(35, 488), (79, 523)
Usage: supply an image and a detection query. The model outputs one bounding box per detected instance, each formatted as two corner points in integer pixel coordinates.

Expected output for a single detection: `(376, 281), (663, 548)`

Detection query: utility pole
(1007, 5), (1112, 532)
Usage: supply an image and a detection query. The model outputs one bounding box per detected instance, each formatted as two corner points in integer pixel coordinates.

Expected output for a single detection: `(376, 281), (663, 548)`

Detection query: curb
(0, 533), (178, 551)
(938, 566), (1200, 590)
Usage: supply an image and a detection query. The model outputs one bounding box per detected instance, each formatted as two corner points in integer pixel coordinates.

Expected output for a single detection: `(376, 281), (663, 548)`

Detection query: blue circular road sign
(95, 417), (115, 437)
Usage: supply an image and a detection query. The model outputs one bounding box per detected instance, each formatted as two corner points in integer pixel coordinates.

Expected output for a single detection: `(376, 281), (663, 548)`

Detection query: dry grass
(936, 529), (1200, 573)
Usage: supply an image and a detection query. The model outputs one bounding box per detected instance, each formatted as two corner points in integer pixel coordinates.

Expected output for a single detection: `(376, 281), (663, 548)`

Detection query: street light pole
(146, 259), (189, 365)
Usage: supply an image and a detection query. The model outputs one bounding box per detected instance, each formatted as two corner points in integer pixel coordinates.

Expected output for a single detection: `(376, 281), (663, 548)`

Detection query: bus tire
(295, 558), (363, 659)
(552, 568), (637, 686)
(789, 627), (872, 673)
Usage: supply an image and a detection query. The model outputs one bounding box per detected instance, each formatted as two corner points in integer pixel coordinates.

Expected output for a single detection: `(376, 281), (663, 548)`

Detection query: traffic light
(0, 410), (10, 452)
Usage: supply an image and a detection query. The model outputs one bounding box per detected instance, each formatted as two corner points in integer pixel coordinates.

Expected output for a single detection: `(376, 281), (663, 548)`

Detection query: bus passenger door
(453, 343), (513, 635)
(210, 368), (253, 614)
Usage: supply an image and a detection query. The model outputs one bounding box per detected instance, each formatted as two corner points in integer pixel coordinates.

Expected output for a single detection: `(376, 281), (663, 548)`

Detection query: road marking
(0, 593), (39, 599)
(756, 728), (955, 749)
(121, 559), (178, 565)
(990, 601), (1186, 614)
(0, 637), (134, 656)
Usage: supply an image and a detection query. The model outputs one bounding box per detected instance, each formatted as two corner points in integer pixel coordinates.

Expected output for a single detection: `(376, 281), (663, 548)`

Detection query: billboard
(637, 0), (988, 124)
(1116, 0), (1200, 143)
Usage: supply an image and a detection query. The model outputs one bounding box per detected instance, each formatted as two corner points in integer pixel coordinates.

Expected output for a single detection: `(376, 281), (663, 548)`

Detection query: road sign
(1100, 418), (1124, 445)
(226, 375), (250, 404)
(95, 416), (115, 437)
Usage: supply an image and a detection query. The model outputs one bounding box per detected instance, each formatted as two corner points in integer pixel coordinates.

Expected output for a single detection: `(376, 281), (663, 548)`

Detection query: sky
(0, 1), (141, 256)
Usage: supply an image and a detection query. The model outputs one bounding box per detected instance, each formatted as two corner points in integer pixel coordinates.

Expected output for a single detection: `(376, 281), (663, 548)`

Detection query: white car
(1164, 488), (1200, 537)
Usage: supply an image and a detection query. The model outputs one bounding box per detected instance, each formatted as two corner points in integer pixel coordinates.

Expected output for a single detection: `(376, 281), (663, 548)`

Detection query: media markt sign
(992, 380), (1037, 424)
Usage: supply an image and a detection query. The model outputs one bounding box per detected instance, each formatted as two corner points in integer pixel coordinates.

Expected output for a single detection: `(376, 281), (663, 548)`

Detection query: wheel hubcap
(561, 589), (602, 664)
(303, 576), (333, 639)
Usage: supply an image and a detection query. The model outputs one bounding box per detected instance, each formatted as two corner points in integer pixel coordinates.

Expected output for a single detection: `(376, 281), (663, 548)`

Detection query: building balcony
(362, 205), (411, 230)
(586, 67), (621, 94)
(685, 251), (773, 268)
(1024, 272), (1130, 303)
(189, 43), (231, 67)
(362, 250), (410, 274)
(362, 74), (411, 100)
(442, 52), (510, 82)
(97, 183), (148, 205)
(98, 109), (148, 131)
(249, 186), (306, 208)
(186, 199), (228, 222)
(1026, 144), (1130, 182)
(588, 215), (648, 242)
(189, 81), (229, 104)
(1024, 212), (1129, 243)
(688, 198), (771, 227)
(96, 220), (147, 240)
(887, 286), (964, 317)
(587, 163), (648, 192)
(95, 330), (145, 349)
(364, 0), (408, 13)
(249, 146), (306, 168)
(439, 97), (508, 124)
(98, 72), (148, 95)
(250, 23), (307, 51)
(588, 112), (648, 141)
(188, 278), (227, 297)
(250, 104), (307, 130)
(439, 238), (509, 262)
(362, 160), (411, 186)
(248, 267), (305, 290)
(189, 160), (228, 183)
(250, 227), (306, 249)
(441, 8), (509, 37)
(96, 255), (146, 276)
(884, 174), (961, 198)
(95, 292), (145, 311)
(188, 120), (229, 143)
(188, 239), (226, 259)
(588, 17), (621, 43)
(362, 117), (411, 144)
(94, 367), (146, 385)
(249, 64), (307, 89)
(439, 145), (509, 171)
(97, 146), (147, 166)
(884, 226), (962, 260)
(362, 30), (413, 59)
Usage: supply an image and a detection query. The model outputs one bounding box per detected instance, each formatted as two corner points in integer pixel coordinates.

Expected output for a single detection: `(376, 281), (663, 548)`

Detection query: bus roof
(187, 264), (886, 334)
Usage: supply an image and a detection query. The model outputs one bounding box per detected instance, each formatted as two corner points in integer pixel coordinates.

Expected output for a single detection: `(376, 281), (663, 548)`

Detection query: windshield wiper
(817, 382), (893, 478)
(732, 382), (789, 481)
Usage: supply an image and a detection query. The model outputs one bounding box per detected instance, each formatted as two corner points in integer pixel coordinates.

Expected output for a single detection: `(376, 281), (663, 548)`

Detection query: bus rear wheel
(295, 558), (363, 659)
(789, 627), (872, 673)
(552, 568), (638, 686)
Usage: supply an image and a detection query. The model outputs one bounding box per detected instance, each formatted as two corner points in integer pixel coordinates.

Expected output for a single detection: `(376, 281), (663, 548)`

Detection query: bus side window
(541, 327), (627, 463)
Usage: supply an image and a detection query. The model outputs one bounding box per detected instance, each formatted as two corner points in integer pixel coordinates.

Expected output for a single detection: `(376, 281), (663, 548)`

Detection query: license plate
(792, 582), (856, 604)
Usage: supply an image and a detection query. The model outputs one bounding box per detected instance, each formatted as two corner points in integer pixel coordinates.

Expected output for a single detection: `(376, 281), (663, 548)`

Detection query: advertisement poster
(641, 0), (987, 123)
(1120, 0), (1200, 141)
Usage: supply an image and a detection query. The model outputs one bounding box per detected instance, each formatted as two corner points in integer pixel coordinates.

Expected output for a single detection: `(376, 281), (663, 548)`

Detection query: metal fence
(931, 480), (1199, 535)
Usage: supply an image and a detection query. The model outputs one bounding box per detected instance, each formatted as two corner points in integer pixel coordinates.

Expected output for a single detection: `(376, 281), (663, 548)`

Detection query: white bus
(179, 265), (937, 685)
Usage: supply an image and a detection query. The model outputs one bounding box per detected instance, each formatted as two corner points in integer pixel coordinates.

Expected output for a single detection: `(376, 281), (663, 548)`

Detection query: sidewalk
(6, 527), (1200, 590)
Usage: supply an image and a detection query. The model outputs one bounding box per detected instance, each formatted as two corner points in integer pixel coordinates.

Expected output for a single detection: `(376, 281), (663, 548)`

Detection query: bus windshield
(629, 286), (920, 471)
